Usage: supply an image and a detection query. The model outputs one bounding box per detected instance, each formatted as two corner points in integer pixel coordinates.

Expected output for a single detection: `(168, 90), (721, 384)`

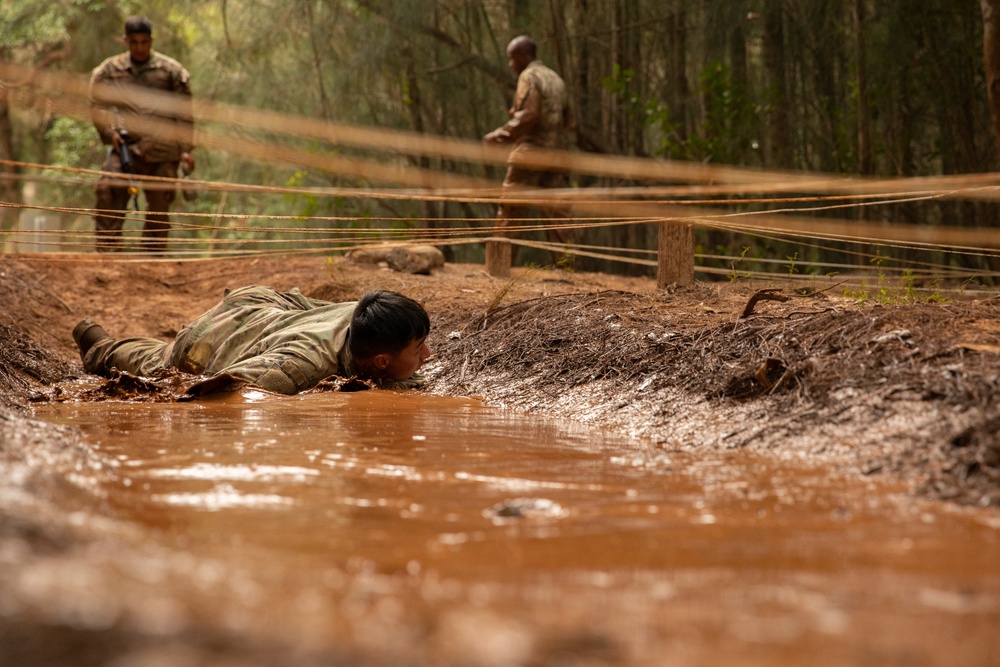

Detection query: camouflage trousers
(94, 149), (179, 253)
(496, 165), (574, 264)
(82, 337), (175, 377)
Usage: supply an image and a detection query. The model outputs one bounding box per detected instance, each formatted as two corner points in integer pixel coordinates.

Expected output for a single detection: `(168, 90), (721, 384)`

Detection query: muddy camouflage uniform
(89, 50), (194, 251)
(493, 60), (573, 248)
(83, 286), (359, 395)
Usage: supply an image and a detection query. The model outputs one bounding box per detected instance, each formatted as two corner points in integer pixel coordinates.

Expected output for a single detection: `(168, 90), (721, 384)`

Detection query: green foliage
(44, 117), (99, 167)
(38, 117), (103, 204)
(0, 1), (67, 49)
(603, 60), (760, 164)
(843, 257), (950, 306)
(680, 61), (760, 164)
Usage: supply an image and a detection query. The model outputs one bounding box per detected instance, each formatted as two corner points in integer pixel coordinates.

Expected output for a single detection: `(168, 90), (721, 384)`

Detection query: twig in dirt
(741, 289), (790, 318)
(24, 273), (73, 314)
(483, 268), (547, 324)
(784, 307), (839, 319)
(795, 279), (848, 297)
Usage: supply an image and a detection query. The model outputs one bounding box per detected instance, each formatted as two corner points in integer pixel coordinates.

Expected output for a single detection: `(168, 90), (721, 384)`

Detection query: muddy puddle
(20, 390), (1000, 666)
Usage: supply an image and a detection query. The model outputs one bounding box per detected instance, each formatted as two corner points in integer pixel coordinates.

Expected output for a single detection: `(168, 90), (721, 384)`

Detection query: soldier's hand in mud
(181, 372), (245, 399)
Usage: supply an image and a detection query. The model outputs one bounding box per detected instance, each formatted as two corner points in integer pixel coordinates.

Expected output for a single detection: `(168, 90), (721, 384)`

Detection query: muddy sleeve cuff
(222, 354), (324, 395)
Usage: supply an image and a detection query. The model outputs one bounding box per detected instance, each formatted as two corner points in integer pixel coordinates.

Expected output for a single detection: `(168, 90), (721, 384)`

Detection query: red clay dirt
(2, 253), (998, 506)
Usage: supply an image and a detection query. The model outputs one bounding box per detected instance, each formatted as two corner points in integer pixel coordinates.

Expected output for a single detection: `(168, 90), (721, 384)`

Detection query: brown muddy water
(21, 390), (1000, 666)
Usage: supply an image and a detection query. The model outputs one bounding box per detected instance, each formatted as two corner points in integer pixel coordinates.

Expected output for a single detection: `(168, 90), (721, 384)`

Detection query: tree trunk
(606, 0), (642, 155)
(0, 85), (22, 232)
(657, 221), (693, 288)
(403, 48), (447, 258)
(854, 0), (873, 176)
(669, 11), (689, 143)
(981, 0), (1000, 158)
(763, 1), (791, 168)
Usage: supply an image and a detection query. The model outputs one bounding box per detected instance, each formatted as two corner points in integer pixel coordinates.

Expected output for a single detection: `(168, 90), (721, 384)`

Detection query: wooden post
(485, 239), (511, 278)
(657, 220), (694, 287)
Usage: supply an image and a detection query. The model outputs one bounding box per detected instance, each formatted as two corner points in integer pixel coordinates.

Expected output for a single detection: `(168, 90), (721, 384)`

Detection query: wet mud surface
(1, 253), (1000, 665)
(8, 390), (1000, 667)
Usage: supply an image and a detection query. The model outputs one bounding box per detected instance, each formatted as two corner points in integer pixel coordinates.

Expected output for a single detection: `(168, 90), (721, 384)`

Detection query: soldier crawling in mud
(484, 35), (573, 273)
(89, 15), (195, 252)
(72, 287), (432, 395)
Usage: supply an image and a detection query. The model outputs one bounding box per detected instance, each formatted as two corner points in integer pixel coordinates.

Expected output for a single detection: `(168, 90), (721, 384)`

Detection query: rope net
(2, 60), (1000, 292)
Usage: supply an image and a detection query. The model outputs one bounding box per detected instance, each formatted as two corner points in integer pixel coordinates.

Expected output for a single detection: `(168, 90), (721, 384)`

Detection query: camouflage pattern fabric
(84, 286), (357, 395)
(89, 50), (194, 163)
(505, 60), (568, 160)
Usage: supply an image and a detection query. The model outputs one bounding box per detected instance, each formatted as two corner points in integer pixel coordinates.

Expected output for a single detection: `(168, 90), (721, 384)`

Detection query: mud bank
(2, 253), (1000, 667)
(1, 253), (999, 507)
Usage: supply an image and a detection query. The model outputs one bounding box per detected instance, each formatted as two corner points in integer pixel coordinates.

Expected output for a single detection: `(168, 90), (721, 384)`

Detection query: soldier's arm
(173, 66), (195, 167)
(484, 76), (540, 144)
(88, 66), (118, 146)
(216, 352), (326, 395)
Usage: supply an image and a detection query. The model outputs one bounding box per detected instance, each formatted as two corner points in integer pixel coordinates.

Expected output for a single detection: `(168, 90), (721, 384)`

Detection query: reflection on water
(31, 390), (1000, 666)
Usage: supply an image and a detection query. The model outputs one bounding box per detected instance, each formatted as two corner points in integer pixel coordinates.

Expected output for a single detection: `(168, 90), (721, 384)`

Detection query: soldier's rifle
(111, 107), (139, 211)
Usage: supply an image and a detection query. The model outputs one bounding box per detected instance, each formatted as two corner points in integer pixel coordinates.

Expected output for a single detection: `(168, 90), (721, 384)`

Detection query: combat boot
(73, 318), (109, 362)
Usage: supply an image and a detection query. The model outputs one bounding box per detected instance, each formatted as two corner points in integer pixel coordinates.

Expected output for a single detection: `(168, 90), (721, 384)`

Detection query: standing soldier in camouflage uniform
(484, 35), (572, 276)
(71, 287), (432, 395)
(89, 16), (194, 252)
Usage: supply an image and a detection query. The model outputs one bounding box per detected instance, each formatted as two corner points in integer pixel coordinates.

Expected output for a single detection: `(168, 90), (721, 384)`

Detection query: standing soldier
(89, 16), (194, 252)
(484, 35), (572, 276)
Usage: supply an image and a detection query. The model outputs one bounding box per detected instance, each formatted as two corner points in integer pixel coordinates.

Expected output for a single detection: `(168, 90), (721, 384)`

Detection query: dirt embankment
(1, 254), (999, 507)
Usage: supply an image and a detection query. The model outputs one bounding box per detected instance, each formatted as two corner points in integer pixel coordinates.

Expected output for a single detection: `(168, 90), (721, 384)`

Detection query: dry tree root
(740, 289), (791, 318)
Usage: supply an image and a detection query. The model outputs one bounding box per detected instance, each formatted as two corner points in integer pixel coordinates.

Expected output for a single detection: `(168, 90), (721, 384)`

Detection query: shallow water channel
(31, 390), (1000, 666)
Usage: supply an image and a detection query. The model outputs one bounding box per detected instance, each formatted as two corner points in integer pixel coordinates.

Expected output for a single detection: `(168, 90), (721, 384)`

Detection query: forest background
(2, 0), (1000, 284)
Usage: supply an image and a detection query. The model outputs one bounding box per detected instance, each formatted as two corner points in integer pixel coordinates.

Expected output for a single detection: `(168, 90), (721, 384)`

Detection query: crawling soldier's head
(349, 291), (431, 381)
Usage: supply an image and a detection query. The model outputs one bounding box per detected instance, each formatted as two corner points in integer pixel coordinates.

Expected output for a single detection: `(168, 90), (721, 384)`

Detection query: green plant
(785, 252), (799, 280)
(555, 253), (575, 273)
(728, 246), (751, 282)
(844, 264), (951, 306)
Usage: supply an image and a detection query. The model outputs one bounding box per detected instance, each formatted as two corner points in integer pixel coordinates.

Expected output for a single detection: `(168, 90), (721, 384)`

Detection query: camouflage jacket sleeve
(221, 350), (328, 395)
(89, 56), (121, 146)
(490, 69), (542, 144)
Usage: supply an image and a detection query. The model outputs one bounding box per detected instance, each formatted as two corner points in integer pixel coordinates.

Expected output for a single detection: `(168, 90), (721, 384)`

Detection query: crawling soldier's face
(125, 32), (153, 63)
(383, 336), (431, 381)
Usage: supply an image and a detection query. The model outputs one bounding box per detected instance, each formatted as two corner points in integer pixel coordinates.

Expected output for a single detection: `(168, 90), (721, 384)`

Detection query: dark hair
(349, 290), (430, 360)
(124, 16), (153, 36)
